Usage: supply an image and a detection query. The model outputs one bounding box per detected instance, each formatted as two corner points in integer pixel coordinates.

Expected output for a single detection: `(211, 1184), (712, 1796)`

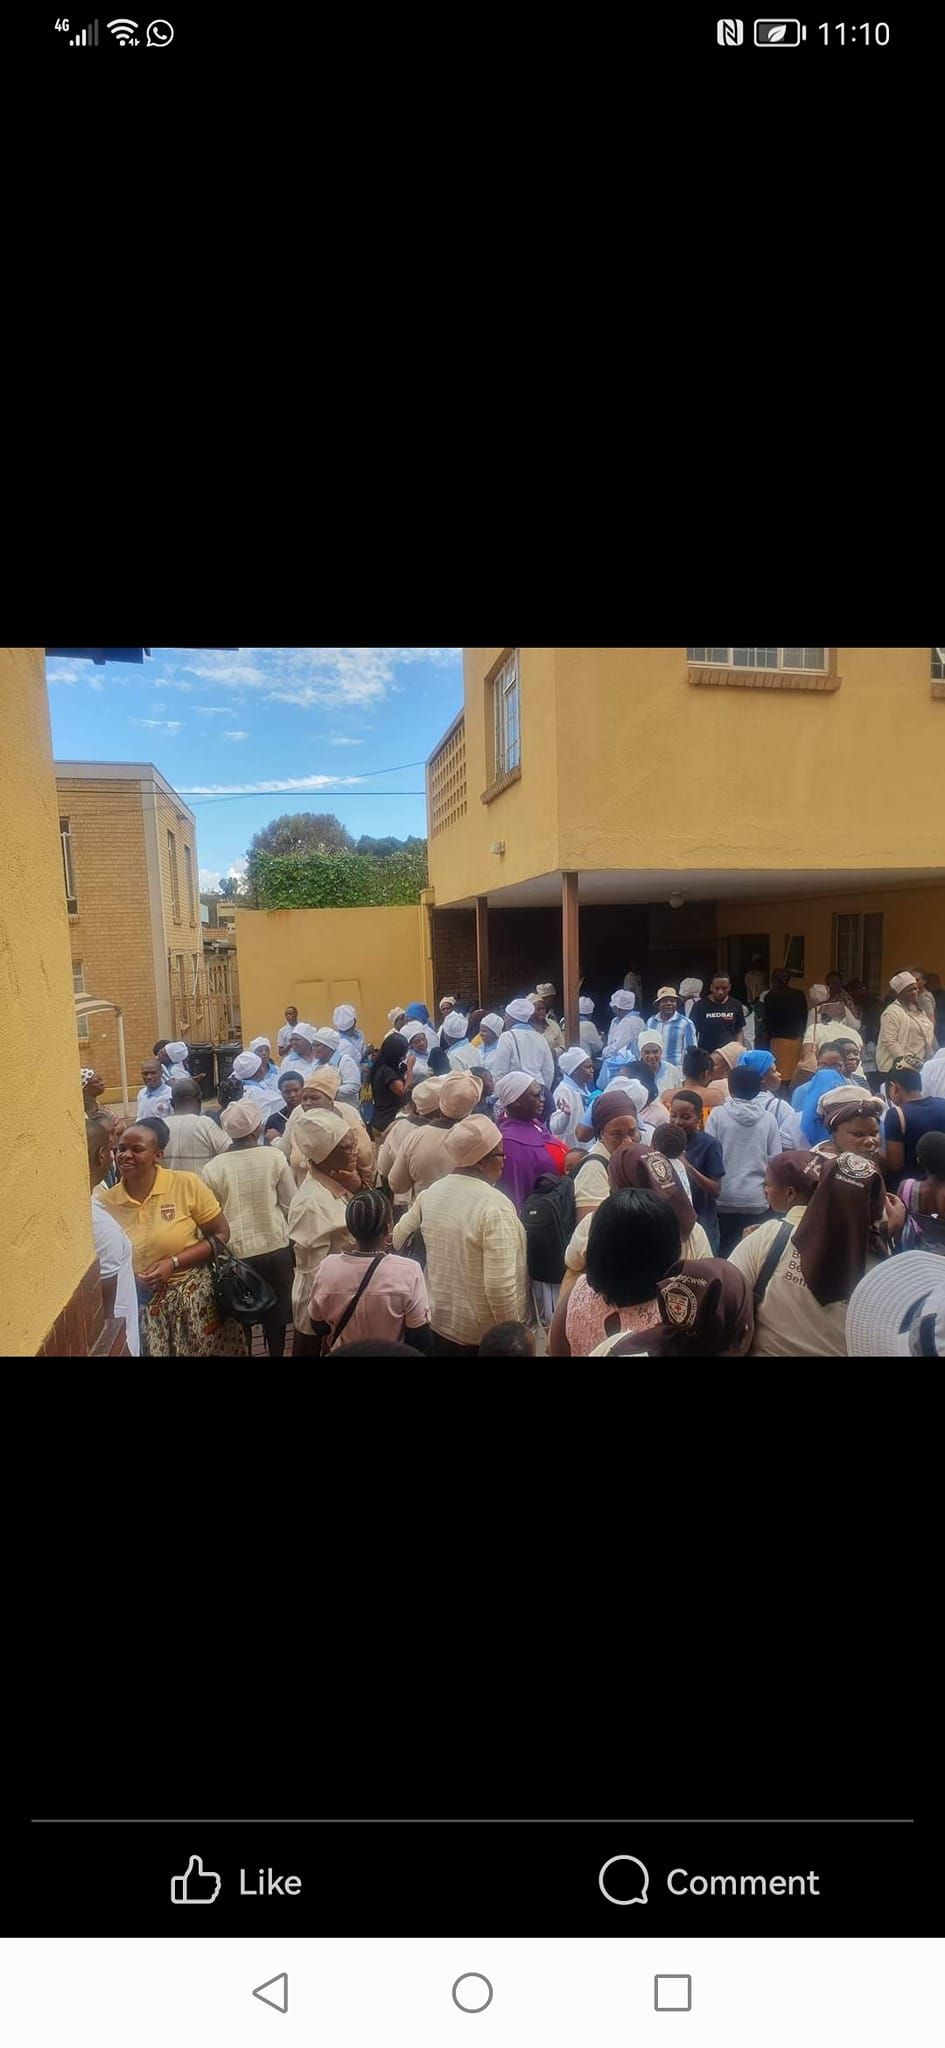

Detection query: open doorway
(722, 933), (769, 1006)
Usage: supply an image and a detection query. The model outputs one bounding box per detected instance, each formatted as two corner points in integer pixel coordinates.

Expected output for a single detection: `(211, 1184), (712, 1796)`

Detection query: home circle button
(452, 1974), (494, 2013)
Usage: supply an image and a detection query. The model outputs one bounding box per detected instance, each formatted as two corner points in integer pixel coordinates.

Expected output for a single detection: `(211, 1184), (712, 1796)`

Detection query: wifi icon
(107, 16), (140, 40)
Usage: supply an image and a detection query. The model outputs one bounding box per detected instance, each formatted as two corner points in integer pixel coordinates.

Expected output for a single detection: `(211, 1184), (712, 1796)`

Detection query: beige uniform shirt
(876, 1001), (935, 1073)
(159, 1113), (231, 1181)
(203, 1146), (296, 1258)
(389, 1121), (456, 1202)
(287, 1171), (351, 1334)
(727, 1206), (879, 1356)
(392, 1173), (527, 1346)
(280, 1099), (374, 1187)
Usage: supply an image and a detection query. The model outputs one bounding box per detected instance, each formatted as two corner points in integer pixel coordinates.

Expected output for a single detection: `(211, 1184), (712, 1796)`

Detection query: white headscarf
(559, 1047), (590, 1078)
(232, 1051), (264, 1081)
(638, 1030), (664, 1055)
(610, 990), (635, 1012)
(165, 1041), (188, 1063)
(506, 998), (535, 1023)
(442, 1011), (469, 1041)
(679, 978), (702, 1000)
(249, 1035), (272, 1056)
(333, 1004), (357, 1031)
(920, 1052), (945, 1097)
(291, 1022), (318, 1048)
(495, 1070), (535, 1108)
(608, 1076), (650, 1116)
(387, 1005), (407, 1026)
(313, 1027), (341, 1054)
(578, 996), (595, 1016)
(480, 1012), (505, 1039)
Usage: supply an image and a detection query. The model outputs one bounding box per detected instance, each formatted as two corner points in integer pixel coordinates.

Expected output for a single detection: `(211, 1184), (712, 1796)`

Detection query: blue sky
(46, 647), (464, 889)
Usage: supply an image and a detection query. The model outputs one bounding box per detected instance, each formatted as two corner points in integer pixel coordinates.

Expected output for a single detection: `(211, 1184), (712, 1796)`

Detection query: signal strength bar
(70, 19), (100, 42)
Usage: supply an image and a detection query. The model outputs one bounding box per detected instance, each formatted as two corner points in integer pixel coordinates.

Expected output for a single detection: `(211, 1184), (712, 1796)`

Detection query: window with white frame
(688, 648), (826, 671)
(183, 842), (196, 925)
(167, 830), (181, 923)
(933, 647), (945, 679)
(60, 817), (78, 913)
(492, 649), (521, 780)
(73, 958), (89, 1040)
(834, 911), (883, 994)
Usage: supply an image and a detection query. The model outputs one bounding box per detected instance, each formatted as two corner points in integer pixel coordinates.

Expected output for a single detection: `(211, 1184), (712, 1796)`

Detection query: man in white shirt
(578, 995), (604, 1059)
(135, 1056), (173, 1123)
(158, 1078), (233, 1178)
(87, 1112), (139, 1356)
(490, 998), (555, 1097)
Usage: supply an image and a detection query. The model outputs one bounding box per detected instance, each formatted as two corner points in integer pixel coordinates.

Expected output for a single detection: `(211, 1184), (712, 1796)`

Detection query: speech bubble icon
(146, 19), (175, 44)
(599, 1854), (650, 1905)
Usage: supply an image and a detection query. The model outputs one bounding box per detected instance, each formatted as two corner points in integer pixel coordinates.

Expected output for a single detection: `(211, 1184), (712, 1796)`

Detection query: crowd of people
(80, 963), (945, 1359)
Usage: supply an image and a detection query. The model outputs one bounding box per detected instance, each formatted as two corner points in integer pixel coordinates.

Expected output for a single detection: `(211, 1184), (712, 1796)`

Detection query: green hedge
(249, 846), (428, 910)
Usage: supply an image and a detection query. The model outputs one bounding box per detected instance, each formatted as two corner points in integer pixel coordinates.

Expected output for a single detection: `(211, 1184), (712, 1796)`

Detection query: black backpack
(520, 1164), (581, 1283)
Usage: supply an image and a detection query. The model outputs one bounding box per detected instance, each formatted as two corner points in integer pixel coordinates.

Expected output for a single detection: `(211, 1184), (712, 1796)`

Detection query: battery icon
(754, 18), (803, 42)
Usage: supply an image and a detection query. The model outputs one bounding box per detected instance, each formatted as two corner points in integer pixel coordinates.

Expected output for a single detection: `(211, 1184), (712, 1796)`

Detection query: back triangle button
(252, 1973), (288, 2014)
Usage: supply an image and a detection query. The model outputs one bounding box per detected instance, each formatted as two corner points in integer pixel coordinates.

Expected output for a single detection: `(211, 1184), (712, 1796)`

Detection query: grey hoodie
(705, 1096), (781, 1212)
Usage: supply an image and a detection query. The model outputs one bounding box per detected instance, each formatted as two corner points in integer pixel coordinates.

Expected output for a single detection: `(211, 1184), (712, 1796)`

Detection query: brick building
(56, 760), (204, 1104)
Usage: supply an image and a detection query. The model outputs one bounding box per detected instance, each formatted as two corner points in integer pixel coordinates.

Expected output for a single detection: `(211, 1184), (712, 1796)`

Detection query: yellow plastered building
(55, 761), (204, 1102)
(426, 647), (945, 1038)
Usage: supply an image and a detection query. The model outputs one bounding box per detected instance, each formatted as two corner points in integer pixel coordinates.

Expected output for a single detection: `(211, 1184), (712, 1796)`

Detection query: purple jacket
(498, 1116), (559, 1210)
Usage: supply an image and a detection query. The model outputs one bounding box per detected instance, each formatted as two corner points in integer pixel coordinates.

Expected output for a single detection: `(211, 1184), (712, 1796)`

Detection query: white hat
(442, 1010), (469, 1041)
(808, 984), (830, 1005)
(232, 1051), (264, 1081)
(559, 1046), (590, 1076)
(313, 1026), (340, 1052)
(890, 970), (918, 996)
(495, 1070), (535, 1108)
(249, 1035), (271, 1055)
(846, 1252), (945, 1357)
(608, 1077), (649, 1113)
(656, 986), (678, 1002)
(610, 990), (635, 1012)
(638, 1030), (664, 1054)
(165, 1041), (188, 1063)
(387, 1005), (407, 1025)
(578, 996), (595, 1016)
(333, 1004), (356, 1031)
(536, 982), (556, 1000)
(506, 998), (534, 1023)
(480, 1012), (505, 1038)
(439, 995), (456, 1012)
(291, 1021), (318, 1047)
(679, 978), (702, 999)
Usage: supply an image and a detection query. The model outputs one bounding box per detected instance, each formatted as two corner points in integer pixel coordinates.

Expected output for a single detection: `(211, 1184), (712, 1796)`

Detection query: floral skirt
(139, 1265), (249, 1358)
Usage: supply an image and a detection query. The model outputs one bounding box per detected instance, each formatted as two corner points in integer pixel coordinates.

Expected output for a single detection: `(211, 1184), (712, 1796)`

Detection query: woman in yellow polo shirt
(97, 1120), (248, 1357)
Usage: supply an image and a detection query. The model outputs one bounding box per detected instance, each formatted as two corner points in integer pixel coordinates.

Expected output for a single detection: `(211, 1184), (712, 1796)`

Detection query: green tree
(248, 811), (355, 860)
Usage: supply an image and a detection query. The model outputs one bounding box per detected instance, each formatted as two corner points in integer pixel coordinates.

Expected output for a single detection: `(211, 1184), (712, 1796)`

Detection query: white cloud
(328, 735), (364, 745)
(47, 665), (80, 685)
(199, 868), (222, 892)
(224, 730), (249, 741)
(149, 678), (196, 692)
(196, 706), (233, 715)
(180, 647), (460, 710)
(88, 678), (105, 692)
(199, 857), (248, 895)
(185, 774), (364, 794)
(134, 718), (182, 734)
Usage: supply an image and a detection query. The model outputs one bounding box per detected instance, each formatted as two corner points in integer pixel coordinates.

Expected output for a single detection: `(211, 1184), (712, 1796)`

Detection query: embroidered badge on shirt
(160, 1205), (176, 1221)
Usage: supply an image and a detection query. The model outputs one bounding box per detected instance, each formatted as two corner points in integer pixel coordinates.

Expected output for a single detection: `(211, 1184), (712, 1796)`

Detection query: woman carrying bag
(308, 1189), (433, 1355)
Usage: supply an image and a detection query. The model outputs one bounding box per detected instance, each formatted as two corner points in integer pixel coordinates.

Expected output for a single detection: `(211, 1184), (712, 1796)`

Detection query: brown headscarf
(607, 1259), (754, 1357)
(791, 1151), (888, 1306)
(765, 1149), (819, 1202)
(608, 1141), (697, 1239)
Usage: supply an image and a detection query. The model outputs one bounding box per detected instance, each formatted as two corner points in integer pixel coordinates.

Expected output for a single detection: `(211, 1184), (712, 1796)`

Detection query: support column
(475, 896), (490, 1007)
(562, 870), (580, 1048)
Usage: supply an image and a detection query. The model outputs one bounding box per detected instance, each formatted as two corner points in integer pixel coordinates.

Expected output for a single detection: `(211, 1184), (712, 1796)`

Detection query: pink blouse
(565, 1278), (661, 1357)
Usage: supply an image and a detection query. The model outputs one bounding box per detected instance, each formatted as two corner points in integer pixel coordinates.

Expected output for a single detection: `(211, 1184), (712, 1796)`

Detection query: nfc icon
(717, 17), (744, 40)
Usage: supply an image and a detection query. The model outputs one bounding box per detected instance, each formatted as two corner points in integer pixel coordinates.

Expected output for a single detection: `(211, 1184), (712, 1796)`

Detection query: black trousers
(717, 1209), (772, 1258)
(245, 1245), (293, 1356)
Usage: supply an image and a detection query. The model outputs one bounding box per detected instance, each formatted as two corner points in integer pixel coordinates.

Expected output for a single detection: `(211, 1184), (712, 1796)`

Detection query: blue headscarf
(739, 1049), (776, 1078)
(406, 1002), (431, 1024)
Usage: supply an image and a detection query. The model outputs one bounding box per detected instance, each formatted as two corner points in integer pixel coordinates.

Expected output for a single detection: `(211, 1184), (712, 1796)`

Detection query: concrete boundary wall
(234, 904), (434, 1055)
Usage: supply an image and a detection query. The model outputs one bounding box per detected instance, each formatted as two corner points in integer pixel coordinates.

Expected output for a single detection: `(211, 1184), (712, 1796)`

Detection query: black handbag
(207, 1239), (277, 1324)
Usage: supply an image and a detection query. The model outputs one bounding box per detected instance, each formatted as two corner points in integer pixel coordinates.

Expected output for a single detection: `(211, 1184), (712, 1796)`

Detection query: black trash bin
(214, 1042), (242, 1094)
(188, 1042), (215, 1102)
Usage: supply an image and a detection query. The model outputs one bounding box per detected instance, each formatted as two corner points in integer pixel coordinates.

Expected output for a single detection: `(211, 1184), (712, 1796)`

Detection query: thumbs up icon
(171, 1854), (222, 1904)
